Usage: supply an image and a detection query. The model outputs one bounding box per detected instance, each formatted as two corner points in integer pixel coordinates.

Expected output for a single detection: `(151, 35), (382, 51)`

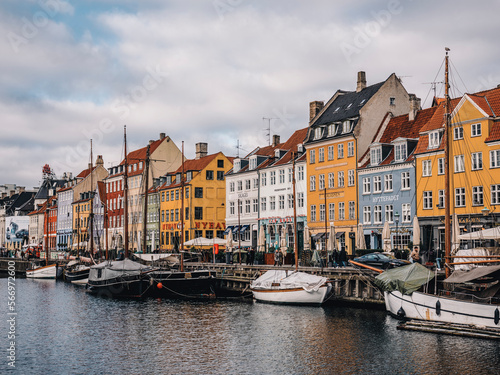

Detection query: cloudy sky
(2, 0), (500, 188)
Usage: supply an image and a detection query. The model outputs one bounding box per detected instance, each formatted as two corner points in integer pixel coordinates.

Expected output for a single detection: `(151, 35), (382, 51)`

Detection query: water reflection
(1, 279), (499, 374)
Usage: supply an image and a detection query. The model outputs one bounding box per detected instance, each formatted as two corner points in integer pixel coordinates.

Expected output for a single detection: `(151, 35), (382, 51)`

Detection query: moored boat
(147, 269), (217, 299)
(26, 262), (61, 279)
(64, 260), (91, 284)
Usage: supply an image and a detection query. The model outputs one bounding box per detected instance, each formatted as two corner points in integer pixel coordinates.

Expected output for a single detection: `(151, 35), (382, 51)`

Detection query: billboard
(5, 216), (30, 243)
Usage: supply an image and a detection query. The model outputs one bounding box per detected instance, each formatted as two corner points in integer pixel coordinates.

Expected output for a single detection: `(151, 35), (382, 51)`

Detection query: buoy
(397, 307), (406, 318)
(157, 282), (163, 289)
(436, 300), (441, 316)
(494, 308), (499, 325)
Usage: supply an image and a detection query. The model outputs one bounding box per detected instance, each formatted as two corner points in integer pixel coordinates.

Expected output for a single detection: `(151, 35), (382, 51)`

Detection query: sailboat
(250, 152), (332, 305)
(375, 49), (500, 329)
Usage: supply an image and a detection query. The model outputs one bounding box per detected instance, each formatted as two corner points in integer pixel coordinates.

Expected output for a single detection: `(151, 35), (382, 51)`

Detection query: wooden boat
(251, 270), (331, 305)
(64, 261), (90, 285)
(147, 269), (216, 299)
(26, 262), (61, 279)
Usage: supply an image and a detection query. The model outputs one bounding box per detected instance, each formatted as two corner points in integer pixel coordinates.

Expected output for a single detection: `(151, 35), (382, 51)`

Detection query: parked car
(16, 229), (29, 238)
(352, 252), (410, 270)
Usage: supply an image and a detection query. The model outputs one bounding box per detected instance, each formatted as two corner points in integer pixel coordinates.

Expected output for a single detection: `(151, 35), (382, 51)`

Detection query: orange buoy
(157, 282), (163, 289)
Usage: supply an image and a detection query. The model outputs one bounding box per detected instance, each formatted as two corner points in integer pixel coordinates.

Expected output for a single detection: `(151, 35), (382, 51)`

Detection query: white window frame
(373, 176), (382, 193)
(347, 141), (354, 157)
(319, 174), (325, 190)
(422, 160), (432, 177)
(394, 143), (407, 162)
(490, 150), (500, 168)
(363, 206), (371, 224)
(374, 205), (382, 224)
(454, 126), (463, 140)
(338, 202), (345, 220)
(402, 203), (411, 223)
(310, 205), (316, 222)
(384, 174), (393, 192)
(428, 131), (440, 149)
(318, 148), (324, 162)
(371, 147), (382, 166)
(348, 170), (355, 187)
(455, 187), (466, 207)
(309, 149), (316, 164)
(328, 145), (334, 160)
(338, 171), (344, 187)
(362, 177), (371, 194)
(471, 123), (482, 137)
(328, 172), (335, 188)
(491, 184), (500, 205)
(438, 158), (445, 175)
(423, 191), (433, 209)
(454, 155), (465, 173)
(385, 205), (394, 223)
(472, 186), (483, 206)
(338, 144), (344, 159)
(471, 152), (483, 171)
(401, 172), (410, 190)
(310, 175), (316, 191)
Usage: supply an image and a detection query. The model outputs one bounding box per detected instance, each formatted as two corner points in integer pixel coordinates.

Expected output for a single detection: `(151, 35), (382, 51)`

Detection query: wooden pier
(397, 320), (500, 340)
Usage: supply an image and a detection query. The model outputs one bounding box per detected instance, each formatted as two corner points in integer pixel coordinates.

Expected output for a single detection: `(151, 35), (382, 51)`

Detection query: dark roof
(34, 179), (66, 201)
(313, 82), (385, 125)
(2, 191), (36, 216)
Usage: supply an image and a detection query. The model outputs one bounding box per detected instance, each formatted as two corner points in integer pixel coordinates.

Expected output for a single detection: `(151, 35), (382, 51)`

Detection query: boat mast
(292, 152), (298, 271)
(44, 204), (49, 264)
(124, 126), (129, 259)
(105, 194), (109, 260)
(141, 144), (150, 253)
(90, 139), (94, 257)
(443, 48), (452, 278)
(180, 141), (185, 271)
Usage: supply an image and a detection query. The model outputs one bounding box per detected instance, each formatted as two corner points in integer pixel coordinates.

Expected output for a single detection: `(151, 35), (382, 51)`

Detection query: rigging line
(450, 59), (470, 95)
(422, 57), (446, 107)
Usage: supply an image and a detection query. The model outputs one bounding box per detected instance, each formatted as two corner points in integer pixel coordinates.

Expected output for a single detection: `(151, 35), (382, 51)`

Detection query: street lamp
(394, 211), (400, 250)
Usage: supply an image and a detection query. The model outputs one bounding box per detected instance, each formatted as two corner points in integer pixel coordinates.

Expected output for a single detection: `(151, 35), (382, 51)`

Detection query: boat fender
(495, 308), (499, 325)
(436, 300), (441, 316)
(157, 282), (163, 289)
(397, 307), (405, 318)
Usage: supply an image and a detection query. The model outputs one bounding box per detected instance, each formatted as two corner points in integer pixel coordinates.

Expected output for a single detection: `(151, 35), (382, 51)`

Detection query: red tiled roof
(274, 128), (308, 166)
(468, 94), (494, 116)
(379, 106), (438, 144)
(76, 166), (97, 179)
(474, 85), (500, 115)
(486, 120), (500, 143)
(97, 181), (106, 202)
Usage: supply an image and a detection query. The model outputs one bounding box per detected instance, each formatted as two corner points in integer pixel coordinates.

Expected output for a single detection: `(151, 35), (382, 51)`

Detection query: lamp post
(394, 211), (400, 250)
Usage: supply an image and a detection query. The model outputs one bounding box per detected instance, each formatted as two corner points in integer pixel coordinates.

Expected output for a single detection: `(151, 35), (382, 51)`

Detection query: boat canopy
(444, 264), (500, 284)
(91, 258), (150, 271)
(374, 263), (434, 295)
(251, 270), (328, 292)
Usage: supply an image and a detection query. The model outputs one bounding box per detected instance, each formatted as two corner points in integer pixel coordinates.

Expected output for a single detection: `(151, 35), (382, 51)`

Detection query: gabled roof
(34, 179), (66, 201)
(76, 166), (97, 179)
(485, 120), (500, 143)
(273, 128), (308, 166)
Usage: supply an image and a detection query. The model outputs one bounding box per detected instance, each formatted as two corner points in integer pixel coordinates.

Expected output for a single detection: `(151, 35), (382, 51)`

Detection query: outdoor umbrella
(452, 213), (460, 256)
(258, 225), (266, 252)
(304, 225), (311, 251)
(357, 223), (366, 250)
(280, 226), (287, 252)
(412, 216), (420, 250)
(327, 225), (336, 252)
(382, 221), (392, 252)
(226, 229), (233, 252)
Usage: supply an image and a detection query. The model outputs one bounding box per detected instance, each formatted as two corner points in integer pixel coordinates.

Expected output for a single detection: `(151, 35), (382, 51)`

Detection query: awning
(224, 226), (233, 235)
(336, 231), (345, 238)
(232, 225), (240, 233)
(312, 233), (325, 240)
(239, 225), (250, 233)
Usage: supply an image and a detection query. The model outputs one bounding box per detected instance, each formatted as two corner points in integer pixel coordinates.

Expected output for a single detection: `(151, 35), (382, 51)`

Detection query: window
(253, 199), (258, 212)
(384, 174), (393, 192)
(217, 171), (224, 180)
(238, 200), (242, 214)
(310, 205), (316, 222)
(329, 203), (335, 220)
(288, 168), (292, 183)
(395, 143), (407, 162)
(279, 169), (285, 184)
(318, 148), (324, 162)
(338, 144), (344, 158)
(471, 152), (483, 171)
(245, 199), (251, 213)
(245, 179), (251, 190)
(402, 203), (411, 223)
(261, 172), (267, 186)
(363, 206), (371, 224)
(455, 187), (466, 207)
(389, 97), (395, 106)
(438, 158), (445, 175)
(297, 166), (304, 181)
(253, 178), (259, 189)
(491, 184), (500, 205)
(385, 205), (394, 223)
(319, 174), (325, 190)
(454, 155), (465, 173)
(422, 160), (432, 176)
(278, 195), (285, 210)
(314, 127), (322, 139)
(175, 190), (179, 200)
(206, 170), (214, 180)
(195, 187), (203, 198)
(328, 124), (335, 136)
(373, 176), (382, 193)
(342, 121), (351, 133)
(309, 149), (316, 164)
(328, 173), (335, 188)
(261, 197), (266, 211)
(374, 206), (382, 223)
(401, 172), (410, 190)
(217, 159), (224, 168)
(270, 171), (276, 185)
(423, 191), (433, 209)
(363, 177), (371, 194)
(338, 202), (345, 220)
(161, 192), (165, 202)
(237, 181), (242, 191)
(429, 131), (440, 149)
(371, 147), (382, 165)
(287, 194), (293, 209)
(490, 150), (500, 168)
(229, 182), (235, 192)
(310, 175), (316, 191)
(175, 209), (179, 221)
(298, 192), (304, 208)
(249, 158), (256, 170)
(349, 201), (355, 220)
(347, 141), (354, 157)
(270, 196), (276, 210)
(347, 170), (355, 186)
(437, 190), (444, 208)
(192, 207), (202, 220)
(471, 123), (482, 137)
(319, 204), (325, 222)
(472, 186), (483, 206)
(328, 146), (334, 160)
(454, 126), (463, 140)
(338, 171), (344, 187)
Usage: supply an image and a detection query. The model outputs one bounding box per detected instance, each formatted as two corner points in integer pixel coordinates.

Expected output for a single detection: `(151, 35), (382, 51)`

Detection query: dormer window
(314, 127), (323, 140)
(428, 131), (441, 149)
(249, 157), (257, 170)
(371, 146), (382, 166)
(176, 173), (181, 184)
(394, 142), (407, 162)
(342, 120), (352, 134)
(275, 149), (281, 158)
(234, 159), (241, 173)
(328, 124), (335, 136)
(297, 144), (304, 153)
(186, 171), (192, 182)
(166, 176), (172, 185)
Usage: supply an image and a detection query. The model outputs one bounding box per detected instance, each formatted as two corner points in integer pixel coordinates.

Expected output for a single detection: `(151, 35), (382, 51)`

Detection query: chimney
(88, 163), (92, 170)
(408, 94), (421, 122)
(272, 135), (280, 147)
(356, 71), (367, 92)
(159, 133), (166, 140)
(149, 140), (154, 145)
(195, 142), (208, 159)
(309, 101), (324, 121)
(96, 155), (104, 166)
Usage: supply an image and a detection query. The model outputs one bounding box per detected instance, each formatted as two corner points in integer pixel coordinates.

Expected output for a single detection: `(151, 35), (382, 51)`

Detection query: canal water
(1, 279), (499, 375)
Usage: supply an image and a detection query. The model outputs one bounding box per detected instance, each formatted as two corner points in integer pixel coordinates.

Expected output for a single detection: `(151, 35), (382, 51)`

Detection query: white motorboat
(250, 270), (332, 305)
(26, 263), (60, 279)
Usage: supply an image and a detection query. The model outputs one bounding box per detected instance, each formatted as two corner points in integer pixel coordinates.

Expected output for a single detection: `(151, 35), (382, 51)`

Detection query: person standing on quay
(339, 248), (347, 267)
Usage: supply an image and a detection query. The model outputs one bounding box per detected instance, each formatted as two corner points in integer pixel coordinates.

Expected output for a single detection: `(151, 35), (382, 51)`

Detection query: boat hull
(64, 267), (90, 283)
(384, 290), (500, 329)
(26, 264), (58, 279)
(147, 270), (216, 299)
(251, 284), (332, 305)
(87, 274), (150, 298)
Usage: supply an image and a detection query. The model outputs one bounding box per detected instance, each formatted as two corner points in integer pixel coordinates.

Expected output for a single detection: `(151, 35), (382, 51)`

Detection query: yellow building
(72, 193), (92, 253)
(305, 72), (411, 254)
(159, 146), (233, 251)
(415, 88), (500, 252)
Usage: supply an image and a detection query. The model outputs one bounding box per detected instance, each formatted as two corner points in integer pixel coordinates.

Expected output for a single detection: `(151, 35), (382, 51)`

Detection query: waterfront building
(1, 186), (36, 248)
(46, 197), (58, 252)
(72, 193), (92, 253)
(357, 97), (437, 251)
(415, 87), (500, 254)
(92, 181), (107, 254)
(56, 186), (73, 251)
(145, 184), (160, 252)
(304, 72), (411, 255)
(159, 145), (233, 251)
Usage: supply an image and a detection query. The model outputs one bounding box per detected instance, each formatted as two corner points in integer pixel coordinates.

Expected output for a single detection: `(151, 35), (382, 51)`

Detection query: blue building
(357, 99), (437, 251)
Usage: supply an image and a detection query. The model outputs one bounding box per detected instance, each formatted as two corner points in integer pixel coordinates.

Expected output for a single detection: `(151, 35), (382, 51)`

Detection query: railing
(438, 289), (500, 305)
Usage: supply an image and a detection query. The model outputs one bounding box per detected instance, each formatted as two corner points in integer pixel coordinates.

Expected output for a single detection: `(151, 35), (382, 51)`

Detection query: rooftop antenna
(263, 117), (277, 146)
(423, 81), (444, 98)
(236, 139), (242, 158)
